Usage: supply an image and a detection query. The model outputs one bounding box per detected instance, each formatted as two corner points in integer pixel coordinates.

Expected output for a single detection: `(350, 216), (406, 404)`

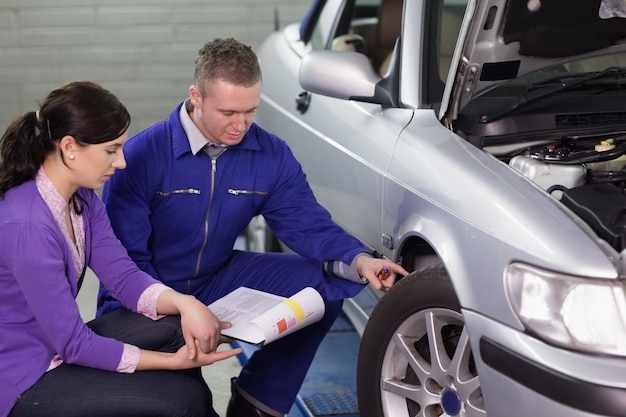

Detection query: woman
(0, 81), (241, 417)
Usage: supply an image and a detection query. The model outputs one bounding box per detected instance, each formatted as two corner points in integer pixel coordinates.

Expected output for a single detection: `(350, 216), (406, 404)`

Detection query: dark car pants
(195, 251), (347, 414)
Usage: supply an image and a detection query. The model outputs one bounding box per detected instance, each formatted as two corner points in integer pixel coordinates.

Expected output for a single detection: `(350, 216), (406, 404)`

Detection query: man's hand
(138, 343), (243, 371)
(355, 254), (409, 291)
(172, 341), (243, 369)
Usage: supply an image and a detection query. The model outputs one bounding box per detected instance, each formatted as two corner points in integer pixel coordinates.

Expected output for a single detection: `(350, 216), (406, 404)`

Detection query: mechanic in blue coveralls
(96, 37), (408, 417)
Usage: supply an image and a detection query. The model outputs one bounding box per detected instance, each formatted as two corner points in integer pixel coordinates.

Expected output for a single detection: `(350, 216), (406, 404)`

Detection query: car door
(258, 0), (414, 251)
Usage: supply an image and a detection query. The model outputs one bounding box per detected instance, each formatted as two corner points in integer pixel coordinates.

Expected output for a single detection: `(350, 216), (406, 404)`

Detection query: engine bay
(509, 134), (626, 251)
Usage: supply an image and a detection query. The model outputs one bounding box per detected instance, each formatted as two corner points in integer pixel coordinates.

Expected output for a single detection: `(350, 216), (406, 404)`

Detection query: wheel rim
(379, 308), (486, 417)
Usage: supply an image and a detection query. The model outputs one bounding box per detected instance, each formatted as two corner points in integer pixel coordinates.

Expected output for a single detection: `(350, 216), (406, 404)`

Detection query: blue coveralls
(96, 101), (367, 414)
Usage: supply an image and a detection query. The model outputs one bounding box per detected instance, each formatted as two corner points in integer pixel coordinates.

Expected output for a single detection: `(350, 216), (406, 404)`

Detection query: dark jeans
(98, 251), (364, 414)
(9, 310), (216, 417)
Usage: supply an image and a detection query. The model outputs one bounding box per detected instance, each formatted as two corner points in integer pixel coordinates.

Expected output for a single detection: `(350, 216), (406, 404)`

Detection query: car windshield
(478, 52), (626, 100)
(480, 58), (626, 122)
(453, 51), (626, 143)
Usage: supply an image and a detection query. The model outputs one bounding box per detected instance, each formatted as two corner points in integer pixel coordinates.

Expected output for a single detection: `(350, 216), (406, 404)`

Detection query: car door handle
(296, 91), (311, 114)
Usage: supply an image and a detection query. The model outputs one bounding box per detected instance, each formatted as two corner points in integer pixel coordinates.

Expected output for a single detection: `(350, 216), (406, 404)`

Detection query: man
(97, 38), (407, 417)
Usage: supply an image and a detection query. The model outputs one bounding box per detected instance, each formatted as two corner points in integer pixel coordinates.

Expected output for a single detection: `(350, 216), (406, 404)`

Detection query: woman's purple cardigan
(0, 179), (161, 417)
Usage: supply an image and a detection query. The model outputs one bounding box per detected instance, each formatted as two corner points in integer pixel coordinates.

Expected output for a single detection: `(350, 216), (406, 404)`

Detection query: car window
(310, 0), (346, 50)
(439, 0), (467, 80)
(318, 0), (467, 78)
(477, 51), (626, 99)
(306, 0), (468, 105)
(565, 52), (626, 73)
(423, 0), (467, 105)
(308, 0), (382, 54)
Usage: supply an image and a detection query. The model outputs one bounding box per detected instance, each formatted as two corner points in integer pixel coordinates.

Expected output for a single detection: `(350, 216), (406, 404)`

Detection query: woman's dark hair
(0, 81), (131, 198)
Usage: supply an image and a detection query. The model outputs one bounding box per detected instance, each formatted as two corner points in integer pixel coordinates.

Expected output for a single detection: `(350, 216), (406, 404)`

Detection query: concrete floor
(77, 268), (243, 417)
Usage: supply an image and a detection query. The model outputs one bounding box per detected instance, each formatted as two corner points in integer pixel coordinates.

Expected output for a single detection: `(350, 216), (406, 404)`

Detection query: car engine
(510, 135), (626, 251)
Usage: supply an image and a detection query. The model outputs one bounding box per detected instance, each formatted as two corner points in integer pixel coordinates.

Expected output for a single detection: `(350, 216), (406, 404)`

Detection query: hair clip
(46, 119), (52, 140)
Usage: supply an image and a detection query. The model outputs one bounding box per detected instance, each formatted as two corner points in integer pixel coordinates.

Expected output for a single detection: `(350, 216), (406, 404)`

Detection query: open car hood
(457, 0), (626, 108)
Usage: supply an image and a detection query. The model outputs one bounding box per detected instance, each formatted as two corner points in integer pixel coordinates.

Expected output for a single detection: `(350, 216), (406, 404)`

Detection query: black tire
(357, 265), (485, 417)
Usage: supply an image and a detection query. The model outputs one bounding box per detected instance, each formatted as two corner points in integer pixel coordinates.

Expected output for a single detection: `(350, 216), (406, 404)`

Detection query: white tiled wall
(0, 0), (309, 136)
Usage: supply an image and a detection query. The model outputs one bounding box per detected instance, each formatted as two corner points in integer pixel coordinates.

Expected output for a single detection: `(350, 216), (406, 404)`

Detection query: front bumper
(480, 338), (626, 416)
(465, 310), (626, 417)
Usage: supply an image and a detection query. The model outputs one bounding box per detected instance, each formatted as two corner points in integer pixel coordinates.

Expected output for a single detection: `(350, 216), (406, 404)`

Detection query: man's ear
(189, 84), (202, 108)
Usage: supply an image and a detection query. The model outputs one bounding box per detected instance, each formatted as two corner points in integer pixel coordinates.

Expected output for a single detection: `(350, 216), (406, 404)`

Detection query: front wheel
(357, 265), (486, 417)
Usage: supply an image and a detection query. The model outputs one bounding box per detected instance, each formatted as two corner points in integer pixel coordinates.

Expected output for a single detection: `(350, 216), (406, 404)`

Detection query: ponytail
(0, 111), (54, 198)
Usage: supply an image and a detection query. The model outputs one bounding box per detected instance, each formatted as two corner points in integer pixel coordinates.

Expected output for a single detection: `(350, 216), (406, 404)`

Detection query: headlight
(506, 262), (626, 356)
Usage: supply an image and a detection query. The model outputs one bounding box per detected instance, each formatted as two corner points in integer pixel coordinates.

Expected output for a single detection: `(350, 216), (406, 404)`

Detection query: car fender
(383, 110), (619, 326)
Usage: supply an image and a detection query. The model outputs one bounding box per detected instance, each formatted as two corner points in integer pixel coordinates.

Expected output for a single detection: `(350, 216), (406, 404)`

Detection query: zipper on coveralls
(156, 188), (201, 196)
(227, 189), (269, 196)
(192, 156), (220, 292)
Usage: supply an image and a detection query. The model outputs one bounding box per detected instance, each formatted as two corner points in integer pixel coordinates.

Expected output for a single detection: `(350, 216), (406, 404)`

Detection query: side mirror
(299, 50), (396, 107)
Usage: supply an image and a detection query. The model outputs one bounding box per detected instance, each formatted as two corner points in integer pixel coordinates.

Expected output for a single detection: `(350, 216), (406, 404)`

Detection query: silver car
(254, 0), (626, 415)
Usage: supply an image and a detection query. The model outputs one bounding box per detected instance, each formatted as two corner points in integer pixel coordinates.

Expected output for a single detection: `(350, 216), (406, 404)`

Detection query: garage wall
(0, 0), (309, 136)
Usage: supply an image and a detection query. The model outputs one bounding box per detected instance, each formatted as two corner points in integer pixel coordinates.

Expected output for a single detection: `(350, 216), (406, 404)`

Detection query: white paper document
(207, 286), (325, 346)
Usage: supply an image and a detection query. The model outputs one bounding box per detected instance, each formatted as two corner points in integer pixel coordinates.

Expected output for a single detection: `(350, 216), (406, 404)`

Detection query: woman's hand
(176, 295), (230, 358)
(156, 291), (233, 358)
(355, 254), (409, 291)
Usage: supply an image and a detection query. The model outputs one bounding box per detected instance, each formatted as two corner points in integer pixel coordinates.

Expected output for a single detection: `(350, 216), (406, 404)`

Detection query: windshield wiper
(483, 66), (626, 123)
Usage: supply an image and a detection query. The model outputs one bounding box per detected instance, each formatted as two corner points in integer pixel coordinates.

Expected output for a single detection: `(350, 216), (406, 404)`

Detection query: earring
(69, 155), (75, 160)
